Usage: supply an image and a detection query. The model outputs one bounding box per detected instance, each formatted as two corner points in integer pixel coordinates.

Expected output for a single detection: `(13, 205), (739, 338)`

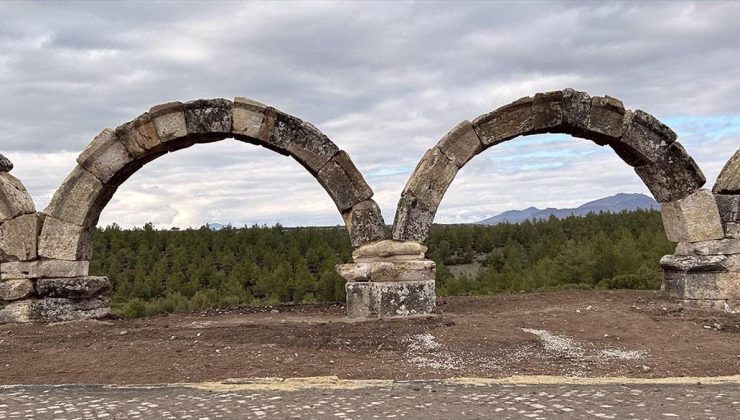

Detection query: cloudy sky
(1, 1), (738, 228)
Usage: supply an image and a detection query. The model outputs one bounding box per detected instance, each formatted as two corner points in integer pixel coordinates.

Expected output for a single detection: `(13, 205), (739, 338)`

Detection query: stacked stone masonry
(1, 91), (737, 322)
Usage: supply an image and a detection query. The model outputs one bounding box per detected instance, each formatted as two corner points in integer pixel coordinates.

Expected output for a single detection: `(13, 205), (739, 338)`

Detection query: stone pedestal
(337, 240), (437, 318)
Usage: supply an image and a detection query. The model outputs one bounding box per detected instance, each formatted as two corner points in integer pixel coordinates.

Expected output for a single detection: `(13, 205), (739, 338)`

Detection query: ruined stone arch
(713, 148), (740, 239)
(392, 89), (724, 245)
(36, 97), (386, 264)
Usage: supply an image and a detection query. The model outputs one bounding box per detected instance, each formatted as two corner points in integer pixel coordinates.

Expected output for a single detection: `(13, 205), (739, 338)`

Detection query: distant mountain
(476, 193), (660, 225)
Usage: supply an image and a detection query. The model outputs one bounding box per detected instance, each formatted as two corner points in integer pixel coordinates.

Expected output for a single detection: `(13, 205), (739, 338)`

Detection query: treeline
(90, 210), (674, 318)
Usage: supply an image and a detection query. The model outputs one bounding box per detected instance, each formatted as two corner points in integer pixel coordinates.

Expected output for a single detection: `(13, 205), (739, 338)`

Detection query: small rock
(604, 334), (610, 338)
(270, 309), (279, 314)
(0, 153), (13, 172)
(575, 309), (582, 314)
(586, 305), (593, 311)
(119, 330), (128, 336)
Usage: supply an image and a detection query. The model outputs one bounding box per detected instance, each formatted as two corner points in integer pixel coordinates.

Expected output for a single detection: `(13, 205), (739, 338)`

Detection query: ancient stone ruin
(0, 90), (737, 323)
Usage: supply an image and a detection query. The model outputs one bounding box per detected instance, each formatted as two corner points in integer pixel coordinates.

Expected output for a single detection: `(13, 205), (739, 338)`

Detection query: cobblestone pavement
(1, 379), (739, 419)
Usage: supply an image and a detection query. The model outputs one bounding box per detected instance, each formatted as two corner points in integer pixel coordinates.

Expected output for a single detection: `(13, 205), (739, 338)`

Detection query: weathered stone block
(1, 260), (89, 280)
(612, 110), (677, 167)
(392, 193), (435, 244)
(271, 111), (339, 174)
(317, 151), (373, 212)
(0, 153), (13, 172)
(352, 239), (428, 262)
(114, 113), (162, 158)
(437, 121), (483, 168)
(472, 96), (533, 147)
(0, 172), (35, 223)
(232, 97), (267, 140)
(0, 213), (42, 261)
(345, 280), (436, 318)
(150, 102), (188, 143)
(713, 148), (740, 194)
(586, 96), (626, 145)
(341, 199), (386, 248)
(634, 142), (705, 203)
(661, 189), (724, 242)
(560, 88), (591, 134)
(77, 129), (135, 183)
(402, 147), (458, 212)
(337, 260), (436, 283)
(660, 254), (740, 273)
(0, 278), (34, 301)
(0, 296), (111, 323)
(531, 90), (564, 133)
(36, 276), (110, 299)
(184, 99), (233, 138)
(675, 239), (740, 256)
(714, 194), (739, 224)
(725, 222), (740, 239)
(44, 165), (103, 227)
(663, 271), (739, 300)
(38, 215), (95, 261)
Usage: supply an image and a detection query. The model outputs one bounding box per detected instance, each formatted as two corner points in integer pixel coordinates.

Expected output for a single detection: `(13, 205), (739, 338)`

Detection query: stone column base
(661, 268), (739, 314)
(345, 280), (436, 318)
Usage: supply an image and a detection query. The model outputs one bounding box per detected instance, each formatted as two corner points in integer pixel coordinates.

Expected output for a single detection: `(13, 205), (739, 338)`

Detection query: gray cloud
(0, 1), (738, 228)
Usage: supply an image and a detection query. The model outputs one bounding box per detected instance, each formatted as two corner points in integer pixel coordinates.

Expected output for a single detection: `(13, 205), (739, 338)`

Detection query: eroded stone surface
(660, 189), (724, 242)
(436, 121), (482, 168)
(184, 99), (233, 136)
(0, 153), (13, 172)
(613, 110), (677, 167)
(150, 102), (188, 143)
(660, 254), (740, 272)
(662, 271), (739, 300)
(44, 166), (103, 227)
(713, 148), (740, 194)
(560, 88), (591, 134)
(402, 148), (458, 212)
(36, 276), (110, 299)
(473, 96), (534, 146)
(675, 239), (740, 256)
(317, 151), (373, 212)
(77, 129), (135, 183)
(38, 215), (94, 261)
(714, 194), (739, 224)
(337, 260), (436, 283)
(0, 296), (110, 323)
(272, 112), (338, 174)
(232, 97), (267, 140)
(114, 113), (162, 158)
(0, 213), (42, 261)
(341, 199), (386, 248)
(586, 96), (626, 145)
(1, 260), (89, 280)
(352, 239), (427, 261)
(0, 278), (34, 301)
(345, 280), (436, 318)
(635, 143), (705, 203)
(0, 172), (35, 223)
(392, 193), (435, 244)
(531, 90), (564, 133)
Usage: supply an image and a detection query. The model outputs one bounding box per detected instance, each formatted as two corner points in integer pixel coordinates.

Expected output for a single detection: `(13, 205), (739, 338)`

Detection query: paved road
(1, 380), (738, 419)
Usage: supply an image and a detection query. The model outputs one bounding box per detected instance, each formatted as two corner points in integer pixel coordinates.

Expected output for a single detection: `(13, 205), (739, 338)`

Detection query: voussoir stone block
(661, 189), (724, 242)
(0, 153), (13, 172)
(585, 96), (626, 145)
(0, 213), (42, 261)
(612, 110), (677, 167)
(0, 278), (34, 301)
(232, 97), (268, 141)
(38, 215), (95, 261)
(473, 96), (534, 147)
(1, 260), (89, 280)
(44, 165), (103, 227)
(714, 148), (740, 194)
(345, 280), (436, 318)
(317, 151), (373, 212)
(184, 98), (233, 138)
(531, 90), (564, 133)
(0, 172), (35, 223)
(77, 129), (135, 183)
(150, 101), (188, 143)
(114, 113), (162, 158)
(560, 88), (591, 134)
(341, 199), (386, 248)
(436, 121), (483, 168)
(634, 142), (705, 203)
(392, 193), (435, 244)
(271, 112), (339, 174)
(403, 147), (458, 211)
(36, 276), (110, 299)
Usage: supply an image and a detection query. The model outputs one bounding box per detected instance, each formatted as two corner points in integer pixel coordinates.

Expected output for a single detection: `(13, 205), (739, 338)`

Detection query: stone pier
(337, 240), (436, 318)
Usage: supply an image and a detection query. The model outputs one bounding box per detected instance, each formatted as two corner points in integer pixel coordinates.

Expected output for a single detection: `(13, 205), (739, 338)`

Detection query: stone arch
(37, 98), (386, 264)
(392, 89), (724, 245)
(0, 154), (39, 263)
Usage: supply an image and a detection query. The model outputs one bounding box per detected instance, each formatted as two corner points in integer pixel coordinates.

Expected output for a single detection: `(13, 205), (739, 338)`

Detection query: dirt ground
(0, 290), (738, 385)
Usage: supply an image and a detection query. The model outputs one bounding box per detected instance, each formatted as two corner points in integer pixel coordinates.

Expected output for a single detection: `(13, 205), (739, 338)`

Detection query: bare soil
(0, 290), (738, 385)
